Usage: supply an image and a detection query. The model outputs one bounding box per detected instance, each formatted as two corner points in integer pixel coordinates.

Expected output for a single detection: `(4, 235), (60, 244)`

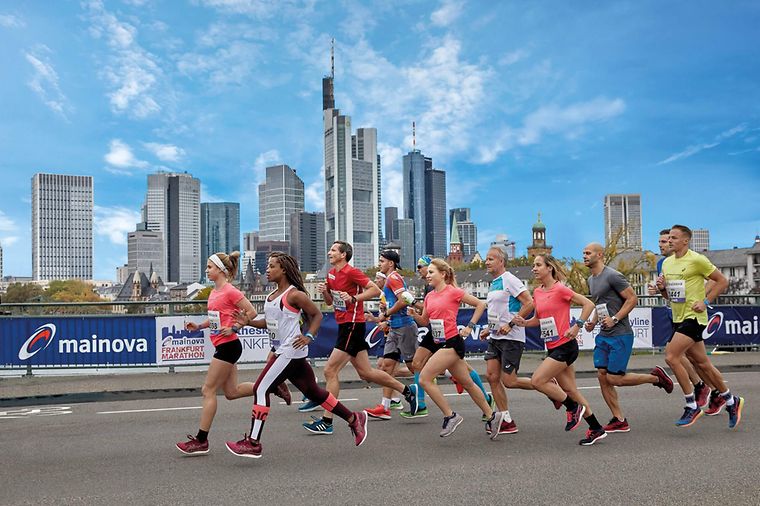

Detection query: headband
(209, 254), (228, 273)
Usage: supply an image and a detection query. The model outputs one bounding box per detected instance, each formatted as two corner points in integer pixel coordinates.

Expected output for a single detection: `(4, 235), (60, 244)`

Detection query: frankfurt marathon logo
(18, 324), (57, 360)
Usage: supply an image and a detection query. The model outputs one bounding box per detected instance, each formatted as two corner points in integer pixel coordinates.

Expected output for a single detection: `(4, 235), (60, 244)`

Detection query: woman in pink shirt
(416, 259), (497, 438)
(512, 254), (606, 446)
(176, 251), (258, 455)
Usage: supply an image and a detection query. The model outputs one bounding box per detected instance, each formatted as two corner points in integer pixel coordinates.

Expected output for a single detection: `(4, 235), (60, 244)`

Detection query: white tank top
(264, 286), (307, 359)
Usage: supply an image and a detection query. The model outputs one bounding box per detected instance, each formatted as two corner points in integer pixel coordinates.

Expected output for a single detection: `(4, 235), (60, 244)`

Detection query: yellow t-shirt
(662, 249), (716, 324)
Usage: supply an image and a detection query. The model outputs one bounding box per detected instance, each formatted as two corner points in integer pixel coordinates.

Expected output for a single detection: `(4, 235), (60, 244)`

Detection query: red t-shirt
(532, 282), (574, 350)
(327, 264), (370, 324)
(207, 282), (245, 347)
(424, 285), (465, 341)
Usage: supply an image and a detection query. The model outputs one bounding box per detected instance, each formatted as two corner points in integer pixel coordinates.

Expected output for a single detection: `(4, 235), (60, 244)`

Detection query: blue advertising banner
(1, 317), (156, 366)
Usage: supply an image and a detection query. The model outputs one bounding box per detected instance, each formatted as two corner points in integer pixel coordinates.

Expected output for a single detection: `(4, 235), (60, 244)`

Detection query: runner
(303, 241), (418, 434)
(366, 250), (420, 420)
(415, 258), (497, 438)
(656, 225), (744, 428)
(176, 251), (258, 455)
(479, 246), (536, 436)
(225, 253), (368, 458)
(582, 242), (673, 434)
(511, 254), (607, 446)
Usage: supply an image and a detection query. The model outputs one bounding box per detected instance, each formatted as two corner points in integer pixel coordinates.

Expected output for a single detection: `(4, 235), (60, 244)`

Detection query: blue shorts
(593, 333), (634, 375)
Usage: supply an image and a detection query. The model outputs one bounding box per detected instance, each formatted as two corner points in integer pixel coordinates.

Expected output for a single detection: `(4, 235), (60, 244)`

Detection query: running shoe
(176, 435), (209, 455)
(550, 378), (563, 410)
(440, 412), (463, 437)
(651, 366), (674, 394)
(451, 376), (464, 394)
(694, 382), (710, 409)
(565, 404), (586, 432)
(485, 411), (501, 440)
(390, 399), (404, 410)
(727, 395), (745, 429)
(274, 382), (292, 406)
(603, 417), (631, 433)
(579, 428), (607, 446)
(349, 411), (368, 446)
(365, 404), (391, 420)
(399, 406), (429, 419)
(704, 390), (726, 416)
(675, 406), (703, 427)
(302, 416), (334, 434)
(481, 394), (496, 422)
(297, 399), (321, 413)
(405, 384), (419, 416)
(225, 435), (262, 459)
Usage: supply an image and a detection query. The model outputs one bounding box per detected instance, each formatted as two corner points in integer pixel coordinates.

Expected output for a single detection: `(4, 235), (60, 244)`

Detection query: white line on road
(98, 406), (202, 415)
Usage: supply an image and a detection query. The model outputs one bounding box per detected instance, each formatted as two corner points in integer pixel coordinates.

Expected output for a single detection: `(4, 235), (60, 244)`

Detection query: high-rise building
(254, 240), (290, 274)
(144, 172), (201, 283)
(323, 53), (380, 270)
(128, 222), (164, 281)
(201, 202), (240, 279)
(449, 208), (470, 227)
(604, 194), (642, 251)
(448, 214), (464, 264)
(692, 228), (710, 252)
(0, 240), (3, 279)
(491, 234), (516, 261)
(290, 211), (326, 272)
(393, 218), (415, 270)
(385, 207), (398, 242)
(425, 167), (447, 258)
(243, 231), (259, 251)
(402, 150), (447, 259)
(32, 173), (93, 280)
(258, 164), (304, 242)
(450, 208), (477, 256)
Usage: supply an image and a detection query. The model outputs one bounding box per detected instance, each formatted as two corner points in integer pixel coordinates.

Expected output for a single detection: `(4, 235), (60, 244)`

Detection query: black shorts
(440, 335), (466, 360)
(213, 339), (243, 364)
(672, 318), (705, 343)
(335, 322), (369, 357)
(546, 339), (579, 366)
(484, 339), (525, 374)
(419, 327), (442, 353)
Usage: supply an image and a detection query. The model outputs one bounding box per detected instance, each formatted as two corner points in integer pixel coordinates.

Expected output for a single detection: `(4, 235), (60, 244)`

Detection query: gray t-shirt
(587, 266), (633, 337)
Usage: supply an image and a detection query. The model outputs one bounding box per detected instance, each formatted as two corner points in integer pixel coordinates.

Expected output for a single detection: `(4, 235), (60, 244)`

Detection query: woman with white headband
(177, 251), (258, 455)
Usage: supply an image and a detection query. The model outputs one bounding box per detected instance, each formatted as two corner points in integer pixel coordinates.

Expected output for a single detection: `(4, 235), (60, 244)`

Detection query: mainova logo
(703, 312), (724, 339)
(18, 324), (57, 360)
(703, 312), (759, 340)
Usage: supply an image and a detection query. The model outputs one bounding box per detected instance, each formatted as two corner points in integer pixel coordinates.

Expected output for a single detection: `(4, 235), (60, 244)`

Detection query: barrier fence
(2, 306), (759, 370)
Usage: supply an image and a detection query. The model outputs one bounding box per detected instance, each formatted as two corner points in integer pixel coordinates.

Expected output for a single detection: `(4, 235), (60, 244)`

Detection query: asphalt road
(2, 371), (758, 506)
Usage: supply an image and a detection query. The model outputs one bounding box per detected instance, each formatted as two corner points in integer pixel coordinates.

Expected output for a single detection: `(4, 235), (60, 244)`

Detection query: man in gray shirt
(583, 243), (673, 434)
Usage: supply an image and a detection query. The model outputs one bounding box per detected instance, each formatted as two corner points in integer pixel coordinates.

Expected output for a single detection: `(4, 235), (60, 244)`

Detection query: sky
(1, 0), (759, 280)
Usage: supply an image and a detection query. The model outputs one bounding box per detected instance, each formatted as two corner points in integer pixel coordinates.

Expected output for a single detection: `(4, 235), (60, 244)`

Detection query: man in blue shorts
(583, 243), (673, 433)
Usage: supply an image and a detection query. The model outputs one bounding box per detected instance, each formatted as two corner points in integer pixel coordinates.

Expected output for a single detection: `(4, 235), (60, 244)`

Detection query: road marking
(0, 406), (72, 419)
(282, 398), (357, 405)
(98, 406), (202, 415)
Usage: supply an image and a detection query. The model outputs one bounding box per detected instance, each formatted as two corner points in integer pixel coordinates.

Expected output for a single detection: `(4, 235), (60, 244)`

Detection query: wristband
(304, 332), (315, 341)
(231, 325), (240, 333)
(574, 319), (585, 327)
(351, 295), (357, 304)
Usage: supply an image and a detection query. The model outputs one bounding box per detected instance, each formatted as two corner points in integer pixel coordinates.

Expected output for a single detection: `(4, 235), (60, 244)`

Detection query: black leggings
(249, 354), (353, 440)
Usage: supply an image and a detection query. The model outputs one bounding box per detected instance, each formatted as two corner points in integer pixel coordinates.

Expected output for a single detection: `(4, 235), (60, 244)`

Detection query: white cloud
(24, 45), (71, 119)
(305, 165), (324, 211)
(197, 0), (315, 18)
(201, 183), (226, 203)
(431, 0), (464, 27)
(252, 149), (282, 183)
(498, 49), (529, 66)
(94, 206), (141, 245)
(105, 139), (148, 169)
(657, 123), (748, 165)
(0, 236), (19, 247)
(0, 210), (17, 232)
(0, 14), (25, 28)
(378, 142), (404, 209)
(143, 142), (185, 162)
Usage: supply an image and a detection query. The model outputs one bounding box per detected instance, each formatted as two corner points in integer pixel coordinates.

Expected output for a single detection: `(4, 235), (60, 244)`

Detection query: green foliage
(3, 283), (45, 303)
(194, 286), (213, 300)
(46, 280), (104, 303)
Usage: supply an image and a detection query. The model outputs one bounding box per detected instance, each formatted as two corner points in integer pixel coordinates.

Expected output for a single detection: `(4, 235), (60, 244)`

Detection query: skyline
(1, 1), (759, 279)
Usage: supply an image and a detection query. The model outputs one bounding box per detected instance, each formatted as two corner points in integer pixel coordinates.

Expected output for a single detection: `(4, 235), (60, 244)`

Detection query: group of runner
(177, 223), (744, 458)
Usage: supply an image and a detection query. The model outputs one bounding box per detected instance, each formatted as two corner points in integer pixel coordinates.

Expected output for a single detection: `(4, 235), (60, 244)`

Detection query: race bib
(331, 291), (347, 312)
(430, 319), (446, 344)
(207, 310), (221, 333)
(539, 317), (560, 343)
(266, 319), (280, 348)
(595, 303), (610, 320)
(487, 314), (500, 333)
(666, 280), (686, 303)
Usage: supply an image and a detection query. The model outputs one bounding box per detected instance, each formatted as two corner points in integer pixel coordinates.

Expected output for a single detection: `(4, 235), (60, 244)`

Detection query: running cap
(379, 250), (401, 266)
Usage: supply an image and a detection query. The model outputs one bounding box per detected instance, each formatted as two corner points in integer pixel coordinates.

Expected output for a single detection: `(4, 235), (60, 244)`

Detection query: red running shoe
(603, 417), (631, 433)
(176, 435), (209, 455)
(349, 411), (368, 446)
(565, 404), (586, 432)
(451, 375), (464, 394)
(694, 382), (710, 409)
(704, 390), (727, 416)
(651, 366), (674, 394)
(225, 435), (262, 459)
(579, 428), (607, 446)
(274, 382), (292, 406)
(365, 404), (391, 420)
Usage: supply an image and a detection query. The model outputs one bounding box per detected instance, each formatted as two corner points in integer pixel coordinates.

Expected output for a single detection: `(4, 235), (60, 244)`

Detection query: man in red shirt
(303, 241), (419, 434)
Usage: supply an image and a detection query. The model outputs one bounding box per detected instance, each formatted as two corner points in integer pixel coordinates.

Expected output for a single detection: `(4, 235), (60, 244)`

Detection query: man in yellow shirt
(657, 225), (744, 429)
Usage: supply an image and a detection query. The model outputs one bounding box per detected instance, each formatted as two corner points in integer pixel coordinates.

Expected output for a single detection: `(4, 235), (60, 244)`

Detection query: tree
(3, 283), (44, 303)
(46, 280), (104, 303)
(194, 286), (213, 300)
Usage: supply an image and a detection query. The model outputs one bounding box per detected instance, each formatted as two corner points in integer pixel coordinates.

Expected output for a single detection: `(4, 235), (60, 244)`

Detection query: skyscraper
(258, 164), (304, 242)
(144, 172), (200, 283)
(491, 234), (516, 261)
(323, 55), (380, 270)
(201, 202), (240, 279)
(604, 194), (642, 251)
(692, 229), (710, 251)
(243, 231), (259, 251)
(425, 167), (447, 258)
(393, 218), (415, 270)
(128, 223), (164, 280)
(403, 149), (432, 261)
(385, 207), (398, 242)
(32, 173), (93, 280)
(450, 208), (477, 256)
(290, 211), (326, 272)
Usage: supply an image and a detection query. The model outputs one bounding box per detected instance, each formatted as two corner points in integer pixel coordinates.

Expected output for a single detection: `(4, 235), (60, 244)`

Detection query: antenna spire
(412, 121), (416, 149)
(330, 38), (335, 79)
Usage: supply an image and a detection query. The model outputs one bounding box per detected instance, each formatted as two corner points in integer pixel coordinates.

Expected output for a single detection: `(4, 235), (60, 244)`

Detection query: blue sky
(1, 0), (759, 280)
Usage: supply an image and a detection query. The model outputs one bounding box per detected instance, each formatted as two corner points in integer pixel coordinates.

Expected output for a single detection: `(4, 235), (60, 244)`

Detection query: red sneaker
(603, 417), (631, 433)
(176, 435), (209, 455)
(704, 390), (727, 415)
(451, 376), (464, 394)
(274, 382), (292, 406)
(349, 411), (368, 447)
(225, 435), (262, 459)
(694, 382), (710, 409)
(365, 404), (391, 420)
(651, 366), (674, 394)
(498, 419), (519, 435)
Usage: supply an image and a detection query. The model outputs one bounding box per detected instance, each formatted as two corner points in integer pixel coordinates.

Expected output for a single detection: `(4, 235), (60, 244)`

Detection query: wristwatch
(611, 316), (619, 325)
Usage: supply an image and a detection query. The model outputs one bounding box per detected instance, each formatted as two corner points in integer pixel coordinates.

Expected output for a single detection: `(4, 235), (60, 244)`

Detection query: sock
(382, 397), (391, 410)
(469, 370), (488, 398)
(322, 416), (333, 425)
(562, 396), (578, 411)
(721, 390), (734, 406)
(391, 397), (401, 403)
(695, 381), (705, 389)
(685, 394), (697, 409)
(503, 410), (512, 423)
(584, 413), (602, 431)
(444, 370), (452, 378)
(414, 372), (426, 405)
(196, 429), (208, 443)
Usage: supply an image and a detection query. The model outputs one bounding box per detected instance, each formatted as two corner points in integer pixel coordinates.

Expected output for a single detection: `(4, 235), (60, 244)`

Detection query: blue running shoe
(302, 416), (334, 434)
(405, 384), (419, 416)
(298, 399), (321, 413)
(675, 406), (703, 427)
(727, 396), (744, 429)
